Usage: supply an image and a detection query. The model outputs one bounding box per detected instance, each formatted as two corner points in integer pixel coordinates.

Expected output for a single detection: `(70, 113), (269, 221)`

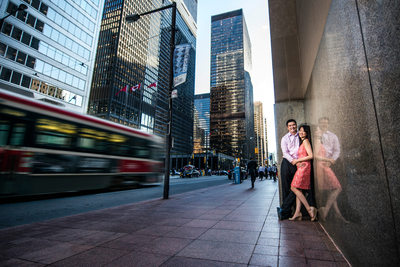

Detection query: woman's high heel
(309, 207), (318, 221)
(289, 215), (302, 221)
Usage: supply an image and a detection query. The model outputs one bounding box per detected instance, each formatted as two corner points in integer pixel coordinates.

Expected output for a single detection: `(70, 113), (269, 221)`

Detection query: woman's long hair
(298, 124), (312, 147)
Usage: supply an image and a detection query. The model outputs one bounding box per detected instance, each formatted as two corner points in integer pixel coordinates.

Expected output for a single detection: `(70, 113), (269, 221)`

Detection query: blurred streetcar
(0, 90), (164, 198)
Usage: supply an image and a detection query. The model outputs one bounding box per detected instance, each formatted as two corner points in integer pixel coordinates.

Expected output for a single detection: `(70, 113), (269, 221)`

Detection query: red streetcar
(0, 90), (163, 198)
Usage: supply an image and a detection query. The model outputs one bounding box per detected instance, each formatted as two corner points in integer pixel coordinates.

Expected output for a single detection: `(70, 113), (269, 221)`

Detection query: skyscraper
(210, 9), (255, 160)
(193, 93), (210, 153)
(0, 0), (104, 112)
(88, 0), (197, 154)
(254, 101), (267, 165)
(156, 0), (197, 154)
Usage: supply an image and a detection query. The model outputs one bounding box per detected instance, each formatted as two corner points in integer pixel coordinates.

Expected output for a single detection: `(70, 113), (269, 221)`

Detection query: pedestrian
(277, 119), (315, 220)
(258, 165), (265, 180)
(247, 157), (257, 188)
(271, 164), (277, 181)
(289, 124), (317, 221)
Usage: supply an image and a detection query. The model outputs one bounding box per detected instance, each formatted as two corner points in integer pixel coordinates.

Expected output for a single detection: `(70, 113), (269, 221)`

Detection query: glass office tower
(156, 0), (197, 154)
(88, 0), (196, 154)
(0, 0), (104, 112)
(193, 93), (210, 153)
(210, 9), (255, 160)
(254, 101), (267, 165)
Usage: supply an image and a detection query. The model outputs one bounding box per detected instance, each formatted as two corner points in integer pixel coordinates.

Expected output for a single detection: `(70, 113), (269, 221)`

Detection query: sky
(194, 0), (277, 153)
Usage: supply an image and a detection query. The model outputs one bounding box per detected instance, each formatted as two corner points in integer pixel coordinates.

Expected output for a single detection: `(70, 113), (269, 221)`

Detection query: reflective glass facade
(210, 9), (255, 160)
(88, 0), (197, 154)
(193, 93), (210, 153)
(182, 0), (197, 22)
(156, 0), (196, 154)
(0, 0), (104, 112)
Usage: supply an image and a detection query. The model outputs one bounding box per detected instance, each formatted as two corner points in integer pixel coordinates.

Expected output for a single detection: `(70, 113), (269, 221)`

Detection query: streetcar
(0, 90), (164, 198)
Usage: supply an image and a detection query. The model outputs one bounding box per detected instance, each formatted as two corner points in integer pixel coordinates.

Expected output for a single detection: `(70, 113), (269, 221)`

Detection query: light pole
(0, 3), (28, 29)
(126, 2), (176, 199)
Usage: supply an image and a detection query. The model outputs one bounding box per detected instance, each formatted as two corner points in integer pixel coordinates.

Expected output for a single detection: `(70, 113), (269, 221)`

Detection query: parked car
(181, 165), (200, 178)
(217, 170), (228, 176)
(170, 169), (181, 176)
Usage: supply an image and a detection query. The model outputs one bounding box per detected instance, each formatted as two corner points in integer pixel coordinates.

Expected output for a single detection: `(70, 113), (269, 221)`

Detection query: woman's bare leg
(291, 186), (315, 218)
(289, 197), (303, 220)
(320, 188), (341, 220)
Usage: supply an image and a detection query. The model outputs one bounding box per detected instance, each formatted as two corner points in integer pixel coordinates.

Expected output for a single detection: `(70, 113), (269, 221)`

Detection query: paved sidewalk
(0, 179), (349, 266)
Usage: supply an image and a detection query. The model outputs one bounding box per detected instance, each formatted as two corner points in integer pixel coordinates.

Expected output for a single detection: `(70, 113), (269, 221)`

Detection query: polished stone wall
(304, 0), (400, 265)
(270, 0), (400, 265)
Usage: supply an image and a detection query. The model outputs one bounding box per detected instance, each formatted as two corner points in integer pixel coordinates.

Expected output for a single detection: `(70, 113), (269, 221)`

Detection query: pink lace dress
(291, 143), (311, 189)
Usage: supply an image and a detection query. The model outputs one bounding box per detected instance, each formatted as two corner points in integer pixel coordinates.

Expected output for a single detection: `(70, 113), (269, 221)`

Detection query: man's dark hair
(286, 119), (297, 126)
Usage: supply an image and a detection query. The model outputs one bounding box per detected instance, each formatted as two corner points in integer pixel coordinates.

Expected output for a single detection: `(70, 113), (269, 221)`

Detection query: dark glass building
(210, 9), (255, 161)
(88, 0), (197, 154)
(193, 93), (210, 153)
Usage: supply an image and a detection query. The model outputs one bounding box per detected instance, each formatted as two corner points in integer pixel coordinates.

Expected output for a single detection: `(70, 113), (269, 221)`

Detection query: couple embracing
(277, 119), (317, 221)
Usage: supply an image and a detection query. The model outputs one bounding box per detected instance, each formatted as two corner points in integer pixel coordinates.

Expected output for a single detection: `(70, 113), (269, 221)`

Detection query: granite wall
(270, 0), (400, 265)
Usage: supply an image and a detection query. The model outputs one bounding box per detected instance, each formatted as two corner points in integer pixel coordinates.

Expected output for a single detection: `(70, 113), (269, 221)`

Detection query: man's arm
(281, 136), (294, 163)
(331, 134), (340, 161)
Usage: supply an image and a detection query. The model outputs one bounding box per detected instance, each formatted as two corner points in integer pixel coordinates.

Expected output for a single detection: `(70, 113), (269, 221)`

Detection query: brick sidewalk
(0, 179), (349, 266)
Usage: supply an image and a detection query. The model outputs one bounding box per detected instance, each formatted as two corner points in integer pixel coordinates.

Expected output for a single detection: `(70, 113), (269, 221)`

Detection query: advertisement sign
(173, 44), (191, 87)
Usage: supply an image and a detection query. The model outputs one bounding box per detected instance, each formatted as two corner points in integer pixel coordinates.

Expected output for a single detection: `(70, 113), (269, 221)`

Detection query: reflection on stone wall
(304, 0), (400, 266)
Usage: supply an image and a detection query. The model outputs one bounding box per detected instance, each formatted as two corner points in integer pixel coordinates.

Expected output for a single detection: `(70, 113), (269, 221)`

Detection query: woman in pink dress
(289, 124), (317, 221)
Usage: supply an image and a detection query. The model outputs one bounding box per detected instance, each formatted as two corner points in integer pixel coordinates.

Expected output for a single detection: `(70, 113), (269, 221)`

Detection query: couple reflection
(314, 117), (348, 223)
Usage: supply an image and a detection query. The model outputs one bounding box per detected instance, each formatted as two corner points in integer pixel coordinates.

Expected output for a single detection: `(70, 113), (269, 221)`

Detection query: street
(0, 175), (231, 229)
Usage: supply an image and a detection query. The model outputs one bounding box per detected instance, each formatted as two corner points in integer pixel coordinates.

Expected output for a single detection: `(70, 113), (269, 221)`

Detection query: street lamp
(0, 4), (28, 29)
(126, 2), (176, 199)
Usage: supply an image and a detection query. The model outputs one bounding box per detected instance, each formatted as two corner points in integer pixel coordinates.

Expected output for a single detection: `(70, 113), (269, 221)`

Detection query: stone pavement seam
(247, 187), (278, 266)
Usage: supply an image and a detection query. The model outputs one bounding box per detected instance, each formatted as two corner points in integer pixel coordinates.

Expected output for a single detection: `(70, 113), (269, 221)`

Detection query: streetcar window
(77, 128), (108, 152)
(108, 133), (129, 156)
(36, 132), (71, 147)
(0, 121), (10, 145)
(131, 139), (150, 158)
(35, 118), (75, 148)
(9, 124), (26, 146)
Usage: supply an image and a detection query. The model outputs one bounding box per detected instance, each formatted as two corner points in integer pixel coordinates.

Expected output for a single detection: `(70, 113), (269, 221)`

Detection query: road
(0, 175), (231, 229)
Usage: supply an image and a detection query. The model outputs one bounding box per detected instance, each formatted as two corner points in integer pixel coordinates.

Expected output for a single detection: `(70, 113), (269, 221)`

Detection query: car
(219, 170), (228, 176)
(170, 169), (181, 176)
(181, 165), (201, 178)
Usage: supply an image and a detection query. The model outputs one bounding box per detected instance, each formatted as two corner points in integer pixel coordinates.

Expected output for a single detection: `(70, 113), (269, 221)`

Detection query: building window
(35, 20), (44, 32)
(26, 55), (36, 68)
(0, 43), (6, 56)
(11, 71), (22, 85)
(1, 22), (12, 36)
(31, 0), (40, 9)
(11, 27), (22, 41)
(21, 75), (31, 88)
(16, 51), (27, 65)
(21, 32), (31, 46)
(30, 37), (39, 50)
(39, 3), (48, 15)
(0, 67), (12, 82)
(5, 47), (17, 61)
(26, 14), (36, 27)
